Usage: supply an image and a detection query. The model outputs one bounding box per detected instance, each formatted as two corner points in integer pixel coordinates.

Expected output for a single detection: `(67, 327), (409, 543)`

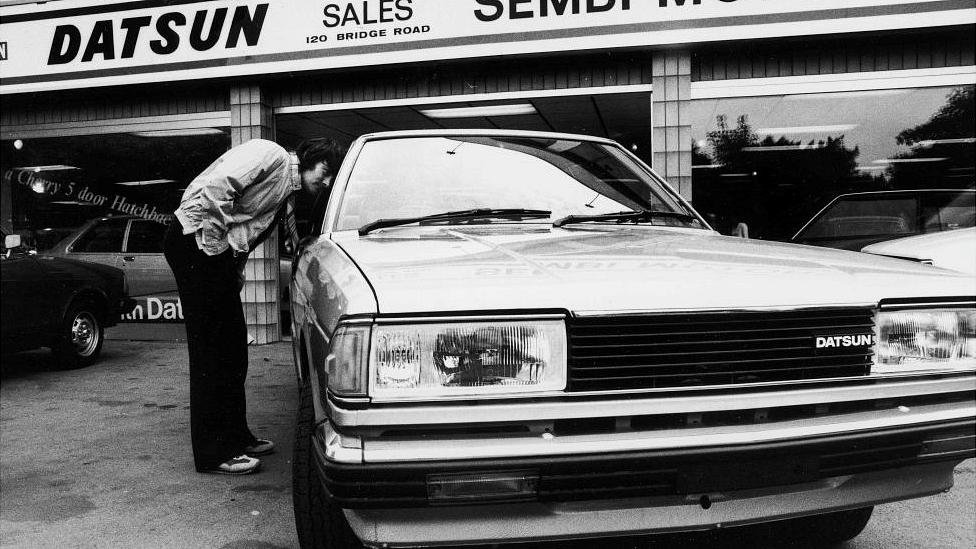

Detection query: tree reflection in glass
(690, 85), (975, 240)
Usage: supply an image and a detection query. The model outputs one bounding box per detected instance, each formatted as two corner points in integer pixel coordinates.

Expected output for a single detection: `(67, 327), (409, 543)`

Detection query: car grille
(567, 307), (876, 391)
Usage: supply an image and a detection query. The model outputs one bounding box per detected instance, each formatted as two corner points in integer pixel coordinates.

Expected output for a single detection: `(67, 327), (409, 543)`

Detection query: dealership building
(1, 0), (974, 342)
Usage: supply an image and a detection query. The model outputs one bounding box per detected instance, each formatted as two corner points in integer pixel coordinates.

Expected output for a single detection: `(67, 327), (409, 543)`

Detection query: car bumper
(105, 297), (137, 328)
(316, 413), (973, 507)
(120, 297), (137, 315)
(312, 386), (975, 546)
(336, 461), (957, 547)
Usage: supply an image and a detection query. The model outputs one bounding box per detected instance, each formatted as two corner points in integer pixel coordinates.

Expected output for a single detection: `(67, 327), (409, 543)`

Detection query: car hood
(861, 227), (976, 275)
(333, 226), (974, 314)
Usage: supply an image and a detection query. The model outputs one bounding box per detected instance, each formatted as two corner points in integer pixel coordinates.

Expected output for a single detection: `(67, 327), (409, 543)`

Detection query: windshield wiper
(552, 209), (698, 228)
(358, 208), (552, 236)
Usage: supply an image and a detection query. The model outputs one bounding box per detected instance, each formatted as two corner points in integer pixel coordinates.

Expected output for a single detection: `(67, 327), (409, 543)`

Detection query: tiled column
(651, 50), (693, 200)
(230, 85), (281, 344)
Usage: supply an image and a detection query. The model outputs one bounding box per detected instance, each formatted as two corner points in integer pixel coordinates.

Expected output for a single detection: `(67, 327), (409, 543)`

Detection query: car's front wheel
(51, 299), (104, 369)
(293, 383), (364, 549)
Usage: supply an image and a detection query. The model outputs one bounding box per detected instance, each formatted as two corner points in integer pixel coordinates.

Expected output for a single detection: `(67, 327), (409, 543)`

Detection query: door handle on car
(123, 256), (136, 262)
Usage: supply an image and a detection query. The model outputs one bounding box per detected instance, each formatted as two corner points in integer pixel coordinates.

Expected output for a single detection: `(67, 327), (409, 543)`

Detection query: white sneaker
(244, 439), (275, 456)
(202, 455), (261, 475)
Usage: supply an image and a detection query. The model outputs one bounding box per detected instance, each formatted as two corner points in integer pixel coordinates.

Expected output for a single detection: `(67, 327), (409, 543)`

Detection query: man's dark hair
(296, 138), (345, 173)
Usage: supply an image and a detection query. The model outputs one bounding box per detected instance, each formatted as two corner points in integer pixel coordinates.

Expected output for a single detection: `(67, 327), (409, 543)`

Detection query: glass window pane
(690, 85), (975, 240)
(2, 130), (229, 245)
(921, 192), (976, 231)
(337, 136), (692, 231)
(125, 219), (167, 253)
(71, 218), (128, 253)
(803, 198), (917, 238)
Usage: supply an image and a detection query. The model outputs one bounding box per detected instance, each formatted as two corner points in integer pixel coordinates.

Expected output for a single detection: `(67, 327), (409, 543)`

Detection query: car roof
(356, 129), (620, 145)
(829, 189), (974, 198)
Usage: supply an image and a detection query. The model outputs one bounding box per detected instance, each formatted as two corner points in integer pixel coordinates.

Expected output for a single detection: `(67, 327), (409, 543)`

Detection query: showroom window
(2, 129), (230, 250)
(690, 85), (975, 239)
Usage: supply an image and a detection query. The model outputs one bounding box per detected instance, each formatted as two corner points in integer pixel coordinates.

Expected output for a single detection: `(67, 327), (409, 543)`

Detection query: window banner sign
(122, 295), (184, 323)
(0, 0), (972, 93)
(3, 168), (175, 224)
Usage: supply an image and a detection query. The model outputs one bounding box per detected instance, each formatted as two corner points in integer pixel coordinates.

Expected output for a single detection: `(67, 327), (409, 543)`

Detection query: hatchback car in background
(289, 130), (975, 549)
(1, 232), (134, 368)
(861, 227), (976, 275)
(790, 189), (975, 250)
(46, 215), (293, 323)
(46, 215), (176, 299)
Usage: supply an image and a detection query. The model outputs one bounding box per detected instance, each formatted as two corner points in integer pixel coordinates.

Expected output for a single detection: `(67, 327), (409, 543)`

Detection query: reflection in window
(690, 86), (975, 240)
(1, 130), (230, 243)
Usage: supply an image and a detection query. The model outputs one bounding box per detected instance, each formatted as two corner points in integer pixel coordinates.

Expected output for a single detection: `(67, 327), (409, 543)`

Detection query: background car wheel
(51, 300), (104, 369)
(790, 506), (874, 547)
(293, 383), (364, 549)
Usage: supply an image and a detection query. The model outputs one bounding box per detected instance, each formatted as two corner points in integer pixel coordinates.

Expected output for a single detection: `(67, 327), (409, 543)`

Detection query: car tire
(790, 506), (874, 547)
(293, 383), (364, 549)
(51, 299), (104, 369)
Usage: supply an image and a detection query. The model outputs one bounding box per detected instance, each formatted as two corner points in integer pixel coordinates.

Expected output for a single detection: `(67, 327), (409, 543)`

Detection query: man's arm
(195, 141), (285, 255)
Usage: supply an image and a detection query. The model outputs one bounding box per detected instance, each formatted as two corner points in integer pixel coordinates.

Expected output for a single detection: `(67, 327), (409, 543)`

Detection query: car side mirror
(4, 234), (23, 258)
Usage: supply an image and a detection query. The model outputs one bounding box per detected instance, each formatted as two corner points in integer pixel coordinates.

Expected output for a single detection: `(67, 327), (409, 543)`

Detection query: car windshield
(796, 192), (975, 240)
(334, 136), (700, 232)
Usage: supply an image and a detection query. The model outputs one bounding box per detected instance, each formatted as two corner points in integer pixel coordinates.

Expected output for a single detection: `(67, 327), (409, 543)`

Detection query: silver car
(289, 130), (975, 549)
(46, 215), (175, 300)
(46, 214), (292, 323)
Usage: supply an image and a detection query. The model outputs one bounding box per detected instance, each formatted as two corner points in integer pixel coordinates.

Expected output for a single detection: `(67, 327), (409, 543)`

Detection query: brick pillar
(651, 50), (693, 200)
(230, 85), (281, 344)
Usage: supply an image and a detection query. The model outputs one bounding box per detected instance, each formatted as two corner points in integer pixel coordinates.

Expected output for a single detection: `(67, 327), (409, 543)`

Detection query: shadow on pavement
(0, 345), (139, 380)
(0, 349), (63, 378)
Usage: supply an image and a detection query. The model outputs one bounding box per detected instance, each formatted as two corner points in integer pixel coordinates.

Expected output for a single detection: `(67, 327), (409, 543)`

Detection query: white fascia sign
(0, 0), (972, 93)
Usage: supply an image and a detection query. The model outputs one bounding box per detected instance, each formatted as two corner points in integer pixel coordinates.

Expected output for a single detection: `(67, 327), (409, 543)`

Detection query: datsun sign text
(0, 0), (958, 93)
(123, 296), (184, 323)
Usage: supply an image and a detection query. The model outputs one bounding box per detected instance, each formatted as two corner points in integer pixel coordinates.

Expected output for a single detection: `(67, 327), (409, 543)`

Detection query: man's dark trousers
(164, 220), (257, 470)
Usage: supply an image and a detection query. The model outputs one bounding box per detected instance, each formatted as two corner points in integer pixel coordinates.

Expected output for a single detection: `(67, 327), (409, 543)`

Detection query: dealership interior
(5, 84), (972, 237)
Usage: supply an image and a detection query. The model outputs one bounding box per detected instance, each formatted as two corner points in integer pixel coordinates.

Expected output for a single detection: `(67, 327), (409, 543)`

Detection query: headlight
(369, 319), (567, 399)
(874, 308), (976, 374)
